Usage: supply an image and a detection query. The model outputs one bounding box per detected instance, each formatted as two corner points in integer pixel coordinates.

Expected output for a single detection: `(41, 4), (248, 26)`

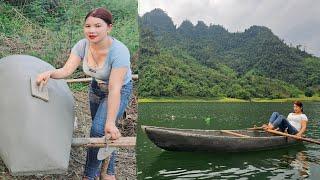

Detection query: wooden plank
(66, 74), (138, 83)
(221, 130), (251, 138)
(72, 137), (136, 148)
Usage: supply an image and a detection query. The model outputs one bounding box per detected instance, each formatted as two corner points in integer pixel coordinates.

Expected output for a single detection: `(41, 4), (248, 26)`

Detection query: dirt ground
(0, 84), (138, 180)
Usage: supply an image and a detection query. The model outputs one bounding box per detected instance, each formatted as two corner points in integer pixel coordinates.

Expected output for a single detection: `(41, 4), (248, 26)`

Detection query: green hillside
(139, 9), (320, 99)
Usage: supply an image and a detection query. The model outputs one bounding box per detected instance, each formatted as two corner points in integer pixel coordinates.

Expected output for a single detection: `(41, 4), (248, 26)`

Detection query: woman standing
(36, 7), (132, 180)
(264, 101), (308, 137)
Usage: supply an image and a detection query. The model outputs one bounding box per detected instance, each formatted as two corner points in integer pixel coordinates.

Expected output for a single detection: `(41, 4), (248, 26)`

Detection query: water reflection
(140, 146), (311, 179)
(291, 151), (310, 178)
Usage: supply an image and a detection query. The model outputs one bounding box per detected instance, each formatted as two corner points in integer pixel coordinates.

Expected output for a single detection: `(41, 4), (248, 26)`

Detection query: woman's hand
(36, 71), (52, 86)
(262, 123), (274, 130)
(105, 121), (121, 140)
(297, 120), (307, 138)
(296, 132), (303, 137)
(35, 53), (82, 86)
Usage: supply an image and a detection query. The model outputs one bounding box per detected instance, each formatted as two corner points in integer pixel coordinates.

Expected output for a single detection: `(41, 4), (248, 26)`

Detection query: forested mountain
(139, 8), (320, 99)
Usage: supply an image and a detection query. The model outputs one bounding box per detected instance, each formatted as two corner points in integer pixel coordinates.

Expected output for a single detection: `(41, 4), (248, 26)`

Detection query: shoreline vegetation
(139, 96), (320, 103)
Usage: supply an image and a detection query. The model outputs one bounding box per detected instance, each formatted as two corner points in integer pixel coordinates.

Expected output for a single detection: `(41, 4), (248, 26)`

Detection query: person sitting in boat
(263, 101), (308, 137)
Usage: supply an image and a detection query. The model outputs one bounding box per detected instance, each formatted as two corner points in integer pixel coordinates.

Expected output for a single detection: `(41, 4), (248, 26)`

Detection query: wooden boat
(142, 125), (302, 152)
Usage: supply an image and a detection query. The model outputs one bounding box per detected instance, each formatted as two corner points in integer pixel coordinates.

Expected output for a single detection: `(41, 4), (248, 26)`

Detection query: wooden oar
(248, 126), (320, 145)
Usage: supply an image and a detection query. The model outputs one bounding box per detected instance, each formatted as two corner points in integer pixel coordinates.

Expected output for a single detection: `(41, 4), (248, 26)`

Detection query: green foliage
(139, 9), (316, 99)
(302, 57), (320, 87)
(138, 51), (232, 97)
(139, 27), (160, 57)
(305, 87), (314, 97)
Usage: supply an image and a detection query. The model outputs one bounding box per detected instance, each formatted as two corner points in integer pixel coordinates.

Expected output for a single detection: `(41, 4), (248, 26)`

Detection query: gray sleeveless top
(71, 37), (132, 85)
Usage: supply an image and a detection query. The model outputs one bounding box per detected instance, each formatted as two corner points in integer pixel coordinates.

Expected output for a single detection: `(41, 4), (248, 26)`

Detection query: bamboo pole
(248, 126), (320, 145)
(66, 74), (138, 83)
(266, 129), (320, 145)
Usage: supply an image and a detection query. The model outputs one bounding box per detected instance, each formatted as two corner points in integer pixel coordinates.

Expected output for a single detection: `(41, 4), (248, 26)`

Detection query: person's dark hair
(85, 7), (113, 25)
(294, 101), (303, 112)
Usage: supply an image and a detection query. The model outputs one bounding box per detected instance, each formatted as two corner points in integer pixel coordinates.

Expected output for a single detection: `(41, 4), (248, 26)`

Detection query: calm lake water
(137, 102), (320, 179)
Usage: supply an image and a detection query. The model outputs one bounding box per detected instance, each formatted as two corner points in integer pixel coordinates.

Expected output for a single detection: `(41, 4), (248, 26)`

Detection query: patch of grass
(69, 82), (88, 92)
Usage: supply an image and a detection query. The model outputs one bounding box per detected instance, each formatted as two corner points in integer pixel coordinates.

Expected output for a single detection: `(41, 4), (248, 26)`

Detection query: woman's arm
(36, 53), (81, 85)
(105, 67), (128, 139)
(296, 120), (307, 137)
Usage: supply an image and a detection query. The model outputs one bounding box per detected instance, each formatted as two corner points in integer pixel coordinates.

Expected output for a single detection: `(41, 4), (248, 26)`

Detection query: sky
(138, 0), (320, 57)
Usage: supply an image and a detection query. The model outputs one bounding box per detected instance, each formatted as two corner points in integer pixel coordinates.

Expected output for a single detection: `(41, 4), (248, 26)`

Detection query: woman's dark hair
(294, 101), (303, 112)
(85, 7), (113, 25)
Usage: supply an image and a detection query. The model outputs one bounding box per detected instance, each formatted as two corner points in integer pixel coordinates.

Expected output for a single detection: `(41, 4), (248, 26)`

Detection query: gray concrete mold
(0, 55), (75, 176)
